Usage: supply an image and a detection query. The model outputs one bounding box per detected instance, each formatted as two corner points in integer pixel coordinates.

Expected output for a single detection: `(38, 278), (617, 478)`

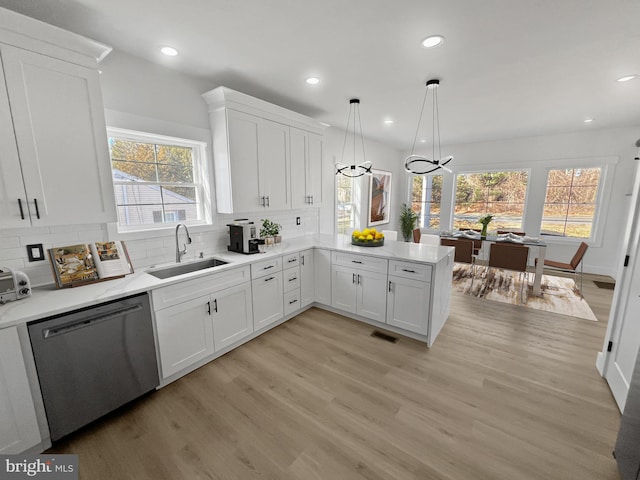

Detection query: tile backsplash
(0, 209), (320, 287)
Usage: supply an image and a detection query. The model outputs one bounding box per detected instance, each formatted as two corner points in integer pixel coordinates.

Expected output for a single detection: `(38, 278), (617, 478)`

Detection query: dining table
(440, 231), (547, 296)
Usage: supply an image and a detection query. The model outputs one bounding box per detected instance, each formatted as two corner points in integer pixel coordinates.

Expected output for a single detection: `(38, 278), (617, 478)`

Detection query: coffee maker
(227, 220), (259, 254)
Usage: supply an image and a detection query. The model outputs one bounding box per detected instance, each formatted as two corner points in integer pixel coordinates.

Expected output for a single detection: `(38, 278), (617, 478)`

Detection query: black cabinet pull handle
(352, 273), (356, 284)
(289, 276), (297, 282)
(265, 276), (275, 282)
(352, 260), (363, 264)
(288, 258), (297, 263)
(402, 269), (417, 273)
(301, 256), (305, 266)
(289, 299), (298, 305)
(389, 281), (392, 292)
(17, 199), (25, 220)
(214, 299), (218, 312)
(207, 301), (211, 315)
(263, 265), (274, 270)
(33, 198), (40, 219)
(357, 274), (361, 285)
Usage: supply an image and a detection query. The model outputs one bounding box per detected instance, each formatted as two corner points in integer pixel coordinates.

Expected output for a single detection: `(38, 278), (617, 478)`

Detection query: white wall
(399, 127), (640, 277)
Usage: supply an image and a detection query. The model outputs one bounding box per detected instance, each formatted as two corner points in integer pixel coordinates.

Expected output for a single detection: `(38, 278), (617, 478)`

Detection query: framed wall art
(368, 169), (392, 226)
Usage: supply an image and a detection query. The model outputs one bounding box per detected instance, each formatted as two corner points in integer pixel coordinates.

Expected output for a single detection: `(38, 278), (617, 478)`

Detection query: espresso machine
(227, 220), (260, 254)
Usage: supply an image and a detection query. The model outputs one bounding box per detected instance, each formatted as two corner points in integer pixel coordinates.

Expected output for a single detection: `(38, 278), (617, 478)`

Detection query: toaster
(0, 267), (31, 304)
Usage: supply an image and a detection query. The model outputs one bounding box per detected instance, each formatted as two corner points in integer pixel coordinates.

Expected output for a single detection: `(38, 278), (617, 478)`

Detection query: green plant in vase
(399, 203), (419, 242)
(478, 214), (494, 237)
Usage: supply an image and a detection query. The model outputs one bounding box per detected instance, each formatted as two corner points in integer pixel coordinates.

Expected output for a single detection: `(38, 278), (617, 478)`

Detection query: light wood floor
(50, 273), (621, 479)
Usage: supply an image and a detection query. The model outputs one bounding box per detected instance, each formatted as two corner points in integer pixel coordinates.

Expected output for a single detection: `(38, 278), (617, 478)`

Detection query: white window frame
(407, 173), (443, 232)
(107, 127), (210, 234)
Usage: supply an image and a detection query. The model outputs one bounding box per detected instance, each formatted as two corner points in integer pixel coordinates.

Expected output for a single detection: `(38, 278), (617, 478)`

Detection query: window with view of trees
(453, 171), (528, 231)
(336, 176), (355, 234)
(410, 175), (442, 229)
(541, 168), (601, 238)
(108, 129), (207, 230)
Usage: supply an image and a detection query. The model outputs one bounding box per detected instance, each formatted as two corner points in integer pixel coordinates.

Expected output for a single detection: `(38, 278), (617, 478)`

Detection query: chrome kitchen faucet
(175, 223), (192, 263)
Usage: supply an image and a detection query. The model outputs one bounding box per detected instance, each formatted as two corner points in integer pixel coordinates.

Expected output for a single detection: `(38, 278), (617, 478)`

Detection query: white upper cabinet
(203, 86), (325, 214)
(290, 128), (323, 209)
(0, 10), (115, 227)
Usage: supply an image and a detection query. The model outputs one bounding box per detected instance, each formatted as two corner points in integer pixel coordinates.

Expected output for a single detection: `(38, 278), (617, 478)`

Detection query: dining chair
(441, 238), (477, 289)
(536, 241), (588, 292)
(381, 230), (398, 241)
(420, 234), (440, 246)
(487, 242), (530, 303)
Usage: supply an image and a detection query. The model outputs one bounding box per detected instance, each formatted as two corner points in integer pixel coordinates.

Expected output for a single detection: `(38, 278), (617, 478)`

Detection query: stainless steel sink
(147, 258), (229, 279)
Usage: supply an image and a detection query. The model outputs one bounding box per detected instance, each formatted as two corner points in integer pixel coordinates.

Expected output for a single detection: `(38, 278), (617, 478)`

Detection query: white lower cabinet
(155, 296), (215, 378)
(331, 265), (388, 322)
(152, 266), (253, 380)
(314, 248), (332, 305)
(299, 249), (315, 307)
(0, 326), (41, 454)
(386, 275), (430, 335)
(252, 271), (284, 330)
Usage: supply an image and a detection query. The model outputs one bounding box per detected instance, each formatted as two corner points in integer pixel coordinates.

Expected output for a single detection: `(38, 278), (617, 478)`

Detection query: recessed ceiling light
(305, 77), (320, 85)
(421, 35), (445, 48)
(420, 139), (427, 143)
(383, 119), (394, 125)
(161, 46), (178, 56)
(584, 118), (594, 123)
(617, 75), (637, 83)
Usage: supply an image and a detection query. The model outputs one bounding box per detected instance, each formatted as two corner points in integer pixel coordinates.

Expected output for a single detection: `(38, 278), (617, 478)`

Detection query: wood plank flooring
(50, 273), (621, 479)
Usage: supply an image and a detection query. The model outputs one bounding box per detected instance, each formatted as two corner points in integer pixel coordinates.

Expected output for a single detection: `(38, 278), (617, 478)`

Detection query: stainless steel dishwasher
(28, 292), (159, 441)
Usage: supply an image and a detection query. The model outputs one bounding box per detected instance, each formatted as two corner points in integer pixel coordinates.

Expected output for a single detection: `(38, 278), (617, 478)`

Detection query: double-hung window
(453, 170), (529, 231)
(409, 174), (442, 230)
(336, 175), (356, 234)
(541, 167), (602, 239)
(107, 128), (209, 231)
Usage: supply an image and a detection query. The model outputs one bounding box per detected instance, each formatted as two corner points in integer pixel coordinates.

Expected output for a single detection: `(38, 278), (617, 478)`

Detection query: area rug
(451, 264), (598, 321)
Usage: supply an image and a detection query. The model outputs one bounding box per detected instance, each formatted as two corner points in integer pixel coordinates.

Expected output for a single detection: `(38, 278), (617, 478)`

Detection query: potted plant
(399, 203), (419, 242)
(260, 218), (282, 244)
(478, 214), (494, 238)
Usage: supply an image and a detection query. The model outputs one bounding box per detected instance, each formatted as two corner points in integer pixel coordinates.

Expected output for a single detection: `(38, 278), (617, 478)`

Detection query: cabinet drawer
(282, 252), (299, 268)
(284, 289), (301, 316)
(251, 256), (282, 279)
(331, 251), (388, 274)
(283, 266), (300, 293)
(152, 266), (250, 310)
(388, 260), (432, 282)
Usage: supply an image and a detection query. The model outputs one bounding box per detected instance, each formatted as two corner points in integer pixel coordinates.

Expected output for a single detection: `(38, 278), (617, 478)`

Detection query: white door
(331, 265), (357, 314)
(356, 269), (388, 322)
(212, 283), (254, 351)
(155, 297), (214, 378)
(258, 119), (290, 210)
(0, 55), (28, 228)
(300, 249), (315, 307)
(1, 45), (115, 226)
(0, 327), (41, 454)
(227, 109), (261, 212)
(387, 276), (430, 335)
(252, 271), (284, 330)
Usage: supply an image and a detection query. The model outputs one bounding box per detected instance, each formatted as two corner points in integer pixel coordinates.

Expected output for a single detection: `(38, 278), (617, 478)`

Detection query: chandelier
(404, 79), (453, 175)
(335, 98), (372, 178)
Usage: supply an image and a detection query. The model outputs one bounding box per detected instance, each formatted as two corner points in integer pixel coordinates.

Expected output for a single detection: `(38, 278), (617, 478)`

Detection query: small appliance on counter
(227, 219), (259, 254)
(0, 267), (31, 304)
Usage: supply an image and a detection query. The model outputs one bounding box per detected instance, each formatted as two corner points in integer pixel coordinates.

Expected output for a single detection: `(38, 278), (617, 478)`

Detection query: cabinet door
(356, 269), (388, 322)
(306, 132), (323, 206)
(290, 128), (308, 209)
(252, 271), (284, 331)
(0, 57), (28, 228)
(300, 249), (315, 307)
(227, 109), (261, 212)
(258, 119), (290, 210)
(1, 45), (116, 226)
(314, 248), (332, 305)
(212, 282), (254, 351)
(155, 297), (214, 379)
(386, 275), (430, 335)
(331, 265), (357, 314)
(0, 327), (41, 454)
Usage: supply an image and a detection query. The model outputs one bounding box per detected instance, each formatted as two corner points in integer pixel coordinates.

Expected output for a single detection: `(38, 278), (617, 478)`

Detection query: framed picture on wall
(368, 169), (392, 226)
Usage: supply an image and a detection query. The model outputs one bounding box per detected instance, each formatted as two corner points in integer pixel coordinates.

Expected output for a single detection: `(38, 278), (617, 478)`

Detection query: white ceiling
(2, 0), (640, 150)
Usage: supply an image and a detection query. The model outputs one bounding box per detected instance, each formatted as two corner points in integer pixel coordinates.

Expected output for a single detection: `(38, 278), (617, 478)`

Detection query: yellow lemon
(358, 235), (365, 240)
(362, 228), (369, 236)
(352, 230), (361, 237)
(370, 227), (377, 234)
(375, 233), (383, 239)
(366, 234), (374, 240)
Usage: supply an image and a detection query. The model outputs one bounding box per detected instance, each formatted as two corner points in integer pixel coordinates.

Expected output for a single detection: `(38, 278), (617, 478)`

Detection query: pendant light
(404, 79), (453, 175)
(335, 98), (372, 178)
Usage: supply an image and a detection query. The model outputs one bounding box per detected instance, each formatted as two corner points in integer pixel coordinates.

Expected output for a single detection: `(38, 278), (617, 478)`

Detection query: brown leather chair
(441, 238), (477, 289)
(488, 242), (530, 303)
(536, 242), (588, 292)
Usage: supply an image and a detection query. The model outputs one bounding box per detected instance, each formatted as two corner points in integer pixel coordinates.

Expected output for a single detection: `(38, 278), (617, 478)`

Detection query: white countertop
(0, 234), (452, 329)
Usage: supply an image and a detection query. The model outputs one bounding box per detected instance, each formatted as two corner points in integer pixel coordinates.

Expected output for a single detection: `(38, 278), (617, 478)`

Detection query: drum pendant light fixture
(404, 79), (453, 175)
(335, 98), (372, 178)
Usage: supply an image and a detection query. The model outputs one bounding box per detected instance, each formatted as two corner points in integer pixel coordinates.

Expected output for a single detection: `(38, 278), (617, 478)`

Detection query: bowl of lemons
(351, 228), (385, 247)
